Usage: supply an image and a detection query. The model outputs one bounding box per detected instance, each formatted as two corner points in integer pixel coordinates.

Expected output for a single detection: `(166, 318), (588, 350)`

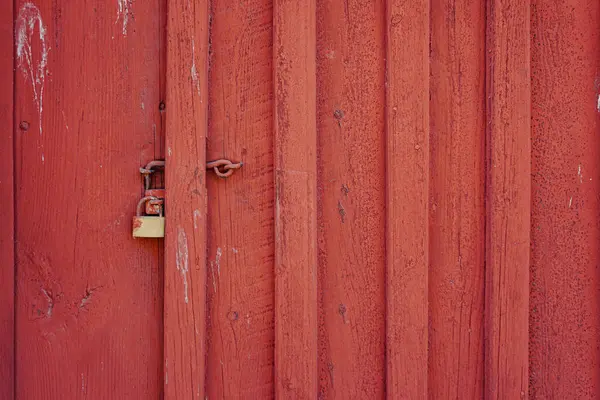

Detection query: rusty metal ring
(206, 159), (243, 178)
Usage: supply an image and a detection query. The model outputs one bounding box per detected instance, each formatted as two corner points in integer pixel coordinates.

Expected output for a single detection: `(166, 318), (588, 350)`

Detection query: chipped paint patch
(209, 247), (222, 293)
(16, 2), (49, 136)
(216, 247), (222, 277)
(193, 209), (201, 230)
(116, 0), (132, 36)
(176, 227), (189, 304)
(578, 164), (583, 183)
(191, 39), (201, 97)
(41, 288), (53, 317)
(597, 94), (600, 113)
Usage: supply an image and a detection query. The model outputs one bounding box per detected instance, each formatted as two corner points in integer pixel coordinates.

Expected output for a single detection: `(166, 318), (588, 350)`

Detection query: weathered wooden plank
(164, 0), (209, 398)
(15, 1), (163, 398)
(315, 0), (386, 398)
(530, 0), (600, 397)
(485, 0), (531, 397)
(0, 0), (14, 398)
(273, 0), (318, 397)
(429, 0), (485, 398)
(385, 0), (430, 397)
(204, 1), (275, 398)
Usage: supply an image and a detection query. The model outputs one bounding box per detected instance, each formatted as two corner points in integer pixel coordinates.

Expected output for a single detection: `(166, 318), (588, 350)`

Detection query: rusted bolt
(19, 121), (30, 131)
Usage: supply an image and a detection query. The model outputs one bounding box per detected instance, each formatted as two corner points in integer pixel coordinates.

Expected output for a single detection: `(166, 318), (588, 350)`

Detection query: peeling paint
(176, 227), (189, 304)
(209, 247), (222, 293)
(216, 247), (222, 277)
(16, 2), (49, 136)
(116, 0), (132, 35)
(191, 39), (201, 97)
(193, 209), (201, 230)
(41, 288), (53, 317)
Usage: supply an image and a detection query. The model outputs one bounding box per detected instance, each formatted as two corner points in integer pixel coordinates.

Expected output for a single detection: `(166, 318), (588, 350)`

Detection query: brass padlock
(132, 196), (165, 238)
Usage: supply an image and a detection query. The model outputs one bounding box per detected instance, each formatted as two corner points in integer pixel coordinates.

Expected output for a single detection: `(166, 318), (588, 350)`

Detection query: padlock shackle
(137, 196), (159, 216)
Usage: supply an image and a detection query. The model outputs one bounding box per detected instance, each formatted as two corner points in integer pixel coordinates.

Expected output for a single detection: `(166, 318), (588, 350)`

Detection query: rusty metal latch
(206, 159), (243, 178)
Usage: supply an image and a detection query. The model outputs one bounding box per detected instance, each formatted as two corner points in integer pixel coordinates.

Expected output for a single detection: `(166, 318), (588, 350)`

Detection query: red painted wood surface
(163, 0), (209, 399)
(273, 1), (318, 398)
(316, 1), (386, 398)
(429, 1), (485, 397)
(485, 0), (531, 397)
(205, 1), (275, 398)
(13, 1), (163, 398)
(385, 0), (430, 397)
(530, 0), (600, 398)
(0, 1), (14, 398)
(3, 1), (600, 399)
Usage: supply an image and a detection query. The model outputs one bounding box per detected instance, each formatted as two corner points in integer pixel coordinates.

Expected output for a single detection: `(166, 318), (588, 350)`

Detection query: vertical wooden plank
(530, 1), (600, 398)
(164, 0), (209, 398)
(315, 1), (386, 398)
(385, 0), (429, 398)
(0, 0), (14, 398)
(428, 0), (485, 398)
(485, 0), (530, 398)
(205, 1), (275, 398)
(273, 0), (318, 397)
(15, 1), (163, 398)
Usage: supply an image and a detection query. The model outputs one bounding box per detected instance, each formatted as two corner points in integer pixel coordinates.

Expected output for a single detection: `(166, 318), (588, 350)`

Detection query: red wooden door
(4, 1), (164, 398)
(2, 1), (600, 399)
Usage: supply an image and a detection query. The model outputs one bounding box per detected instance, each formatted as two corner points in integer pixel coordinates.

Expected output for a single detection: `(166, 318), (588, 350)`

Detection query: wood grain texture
(205, 1), (275, 398)
(485, 0), (530, 398)
(315, 1), (386, 398)
(385, 0), (429, 398)
(0, 0), (14, 398)
(164, 0), (209, 398)
(530, 1), (600, 398)
(14, 1), (162, 398)
(428, 1), (485, 398)
(274, 1), (318, 398)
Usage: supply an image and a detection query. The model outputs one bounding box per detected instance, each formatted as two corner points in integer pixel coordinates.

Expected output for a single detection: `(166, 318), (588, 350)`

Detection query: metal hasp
(206, 159), (243, 178)
(133, 160), (165, 238)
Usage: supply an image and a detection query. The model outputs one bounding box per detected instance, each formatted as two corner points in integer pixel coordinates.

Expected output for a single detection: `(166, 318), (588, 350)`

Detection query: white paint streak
(193, 209), (201, 230)
(61, 110), (69, 131)
(41, 288), (53, 317)
(569, 196), (573, 208)
(209, 248), (222, 293)
(16, 3), (49, 136)
(116, 0), (132, 35)
(191, 39), (201, 97)
(168, 147), (173, 157)
(232, 247), (238, 254)
(210, 259), (217, 293)
(41, 153), (44, 162)
(597, 94), (600, 112)
(578, 164), (583, 183)
(216, 247), (222, 277)
(176, 227), (189, 304)
(81, 374), (85, 393)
